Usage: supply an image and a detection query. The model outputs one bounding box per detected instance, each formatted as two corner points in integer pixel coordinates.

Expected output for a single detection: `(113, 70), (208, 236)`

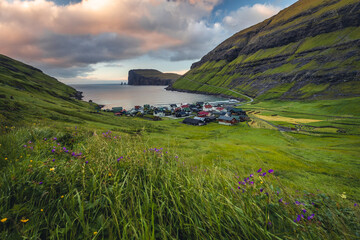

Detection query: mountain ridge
(172, 0), (360, 100)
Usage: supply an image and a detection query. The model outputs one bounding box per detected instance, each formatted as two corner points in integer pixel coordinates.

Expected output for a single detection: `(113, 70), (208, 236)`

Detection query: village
(107, 100), (250, 126)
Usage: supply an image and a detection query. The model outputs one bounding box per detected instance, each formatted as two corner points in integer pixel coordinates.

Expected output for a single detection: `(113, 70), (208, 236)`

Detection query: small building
(182, 118), (206, 126)
(176, 111), (188, 118)
(229, 108), (246, 115)
(198, 111), (211, 117)
(153, 111), (165, 117)
(170, 104), (177, 108)
(135, 105), (141, 110)
(194, 116), (206, 122)
(218, 116), (237, 126)
(203, 104), (213, 111)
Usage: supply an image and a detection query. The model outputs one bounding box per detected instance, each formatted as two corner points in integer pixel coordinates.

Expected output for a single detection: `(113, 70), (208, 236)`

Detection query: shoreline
(165, 85), (247, 103)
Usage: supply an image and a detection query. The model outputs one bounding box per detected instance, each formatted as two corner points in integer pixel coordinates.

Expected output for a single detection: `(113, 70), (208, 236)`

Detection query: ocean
(71, 84), (228, 110)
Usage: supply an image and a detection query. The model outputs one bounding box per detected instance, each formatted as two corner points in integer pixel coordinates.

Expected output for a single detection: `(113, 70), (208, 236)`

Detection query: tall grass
(0, 126), (359, 239)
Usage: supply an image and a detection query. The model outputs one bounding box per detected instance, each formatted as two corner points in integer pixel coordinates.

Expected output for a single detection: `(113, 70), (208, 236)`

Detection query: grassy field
(1, 95), (360, 239)
(1, 54), (360, 238)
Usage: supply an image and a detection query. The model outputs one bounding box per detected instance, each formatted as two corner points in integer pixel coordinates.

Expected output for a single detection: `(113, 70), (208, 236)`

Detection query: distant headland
(128, 69), (181, 86)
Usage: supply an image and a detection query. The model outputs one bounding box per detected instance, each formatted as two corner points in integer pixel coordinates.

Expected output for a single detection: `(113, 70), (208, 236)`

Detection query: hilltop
(172, 0), (360, 100)
(128, 69), (181, 85)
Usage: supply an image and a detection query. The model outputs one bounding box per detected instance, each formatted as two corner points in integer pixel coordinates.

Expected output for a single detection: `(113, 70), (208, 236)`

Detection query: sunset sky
(0, 0), (297, 84)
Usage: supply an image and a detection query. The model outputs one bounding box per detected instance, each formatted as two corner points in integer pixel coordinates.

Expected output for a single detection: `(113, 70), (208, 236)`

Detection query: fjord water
(71, 84), (226, 109)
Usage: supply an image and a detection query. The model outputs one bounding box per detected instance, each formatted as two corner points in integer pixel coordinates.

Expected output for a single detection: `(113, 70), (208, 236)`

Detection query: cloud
(0, 0), (281, 79)
(223, 4), (281, 32)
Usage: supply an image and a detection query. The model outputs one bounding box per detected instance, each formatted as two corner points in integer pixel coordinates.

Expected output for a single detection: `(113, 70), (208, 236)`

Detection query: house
(194, 116), (206, 122)
(218, 116), (237, 126)
(229, 108), (246, 115)
(215, 107), (227, 113)
(198, 111), (211, 117)
(204, 116), (217, 123)
(153, 111), (165, 117)
(182, 118), (206, 126)
(203, 104), (213, 111)
(176, 111), (188, 118)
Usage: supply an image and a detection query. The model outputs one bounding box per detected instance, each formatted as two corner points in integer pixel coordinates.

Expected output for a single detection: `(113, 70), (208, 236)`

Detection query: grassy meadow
(1, 93), (360, 239)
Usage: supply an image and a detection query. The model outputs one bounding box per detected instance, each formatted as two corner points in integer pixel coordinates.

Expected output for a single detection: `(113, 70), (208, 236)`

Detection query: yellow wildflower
(108, 173), (112, 177)
(49, 168), (55, 171)
(61, 195), (64, 198)
(94, 232), (98, 235)
(41, 209), (44, 212)
(20, 219), (29, 223)
(30, 160), (33, 162)
(340, 192), (347, 199)
(1, 218), (7, 223)
(5, 158), (7, 160)
(260, 181), (263, 184)
(20, 156), (23, 158)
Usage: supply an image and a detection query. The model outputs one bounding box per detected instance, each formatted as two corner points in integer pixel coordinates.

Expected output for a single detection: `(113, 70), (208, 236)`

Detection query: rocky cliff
(172, 0), (360, 100)
(128, 69), (181, 86)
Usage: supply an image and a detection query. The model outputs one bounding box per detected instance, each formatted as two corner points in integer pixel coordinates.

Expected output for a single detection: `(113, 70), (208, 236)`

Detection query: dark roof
(183, 118), (204, 125)
(218, 116), (235, 121)
(229, 108), (244, 113)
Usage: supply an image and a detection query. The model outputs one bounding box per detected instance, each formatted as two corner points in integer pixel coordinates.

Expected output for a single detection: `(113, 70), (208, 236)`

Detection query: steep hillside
(0, 54), (99, 124)
(128, 69), (181, 85)
(172, 0), (360, 100)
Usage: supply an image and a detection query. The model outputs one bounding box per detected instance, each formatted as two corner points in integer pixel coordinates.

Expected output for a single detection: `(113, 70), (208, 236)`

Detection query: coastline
(165, 85), (246, 103)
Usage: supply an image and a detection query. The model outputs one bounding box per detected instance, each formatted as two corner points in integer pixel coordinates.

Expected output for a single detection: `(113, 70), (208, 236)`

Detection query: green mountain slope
(0, 54), (99, 124)
(172, 0), (360, 100)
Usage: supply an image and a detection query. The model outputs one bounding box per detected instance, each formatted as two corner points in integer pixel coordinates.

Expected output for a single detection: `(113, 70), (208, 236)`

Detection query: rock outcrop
(173, 0), (360, 100)
(128, 69), (181, 86)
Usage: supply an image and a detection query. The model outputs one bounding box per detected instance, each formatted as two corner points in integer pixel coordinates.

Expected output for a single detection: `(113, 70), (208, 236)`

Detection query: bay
(71, 84), (227, 110)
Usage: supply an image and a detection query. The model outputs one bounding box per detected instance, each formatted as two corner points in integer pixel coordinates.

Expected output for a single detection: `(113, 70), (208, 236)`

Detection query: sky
(0, 0), (297, 84)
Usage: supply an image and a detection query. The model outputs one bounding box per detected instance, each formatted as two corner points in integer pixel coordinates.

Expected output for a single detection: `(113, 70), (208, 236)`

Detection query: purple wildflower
(296, 215), (301, 222)
(295, 201), (301, 205)
(39, 182), (43, 185)
(279, 198), (283, 203)
(85, 161), (89, 164)
(28, 141), (32, 144)
(52, 159), (55, 162)
(261, 172), (267, 176)
(302, 209), (306, 213)
(354, 203), (358, 207)
(23, 145), (27, 148)
(44, 138), (47, 141)
(51, 149), (55, 153)
(250, 174), (254, 177)
(260, 188), (263, 192)
(53, 137), (57, 140)
(257, 168), (262, 173)
(250, 181), (254, 185)
(268, 169), (274, 174)
(308, 214), (315, 220)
